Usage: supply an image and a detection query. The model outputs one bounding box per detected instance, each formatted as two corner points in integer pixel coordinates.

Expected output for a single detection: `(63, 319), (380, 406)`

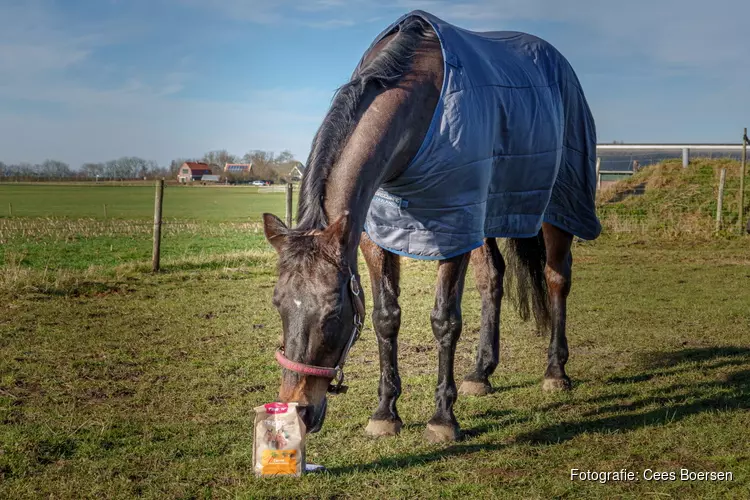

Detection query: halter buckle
(327, 367), (348, 394)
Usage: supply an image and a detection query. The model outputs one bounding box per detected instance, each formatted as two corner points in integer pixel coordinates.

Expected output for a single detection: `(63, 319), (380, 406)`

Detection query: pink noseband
(275, 349), (339, 380)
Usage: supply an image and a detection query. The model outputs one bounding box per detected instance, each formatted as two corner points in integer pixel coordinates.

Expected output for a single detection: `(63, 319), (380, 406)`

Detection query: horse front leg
(460, 238), (505, 396)
(425, 252), (471, 443)
(360, 233), (403, 436)
(541, 223), (574, 391)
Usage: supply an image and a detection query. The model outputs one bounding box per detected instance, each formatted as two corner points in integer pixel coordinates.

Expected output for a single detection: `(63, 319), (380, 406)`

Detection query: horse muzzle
(299, 397), (327, 433)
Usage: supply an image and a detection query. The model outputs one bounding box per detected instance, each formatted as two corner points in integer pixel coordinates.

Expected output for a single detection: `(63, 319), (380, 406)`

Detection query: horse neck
(306, 26), (443, 265)
(323, 86), (435, 264)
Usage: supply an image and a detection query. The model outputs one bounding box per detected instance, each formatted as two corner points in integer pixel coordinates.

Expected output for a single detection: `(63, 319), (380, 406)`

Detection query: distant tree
(39, 159), (72, 179)
(145, 161), (168, 179)
(15, 163), (36, 178)
(274, 150), (295, 165)
(242, 150), (274, 166)
(103, 159), (117, 179)
(202, 149), (238, 175)
(241, 150), (282, 182)
(81, 162), (105, 178)
(99, 157), (147, 179)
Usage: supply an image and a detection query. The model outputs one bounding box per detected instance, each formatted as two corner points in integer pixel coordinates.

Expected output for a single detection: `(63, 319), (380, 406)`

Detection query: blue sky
(1, 0), (748, 167)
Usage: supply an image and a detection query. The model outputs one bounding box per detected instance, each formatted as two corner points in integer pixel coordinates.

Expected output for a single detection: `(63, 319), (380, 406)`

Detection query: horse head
(262, 212), (364, 433)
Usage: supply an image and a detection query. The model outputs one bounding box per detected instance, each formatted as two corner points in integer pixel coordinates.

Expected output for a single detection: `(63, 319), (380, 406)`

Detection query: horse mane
(294, 15), (434, 232)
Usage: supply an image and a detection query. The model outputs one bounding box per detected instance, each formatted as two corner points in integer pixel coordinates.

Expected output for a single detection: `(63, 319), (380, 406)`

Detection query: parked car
(251, 180), (266, 186)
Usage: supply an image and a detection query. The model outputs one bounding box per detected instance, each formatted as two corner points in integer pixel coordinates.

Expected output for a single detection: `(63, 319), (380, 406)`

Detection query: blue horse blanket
(363, 10), (601, 260)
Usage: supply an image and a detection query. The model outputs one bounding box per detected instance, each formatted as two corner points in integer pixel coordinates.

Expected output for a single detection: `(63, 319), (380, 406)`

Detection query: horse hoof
(542, 377), (572, 392)
(365, 419), (402, 437)
(458, 379), (492, 396)
(424, 423), (460, 443)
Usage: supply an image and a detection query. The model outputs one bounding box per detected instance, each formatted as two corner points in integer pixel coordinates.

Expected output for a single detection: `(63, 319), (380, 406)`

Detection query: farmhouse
(177, 162), (213, 183)
(288, 162), (304, 182)
(269, 162), (305, 182)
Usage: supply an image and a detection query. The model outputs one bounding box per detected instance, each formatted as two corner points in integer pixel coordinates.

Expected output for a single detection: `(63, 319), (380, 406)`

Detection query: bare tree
(145, 160), (168, 179)
(202, 150), (238, 175)
(40, 159), (72, 179)
(241, 150), (282, 182)
(242, 150), (274, 166)
(81, 162), (105, 178)
(274, 150), (295, 165)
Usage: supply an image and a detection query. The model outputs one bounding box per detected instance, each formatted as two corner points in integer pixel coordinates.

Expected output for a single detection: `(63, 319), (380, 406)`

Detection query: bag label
(263, 402), (288, 414)
(261, 450), (297, 475)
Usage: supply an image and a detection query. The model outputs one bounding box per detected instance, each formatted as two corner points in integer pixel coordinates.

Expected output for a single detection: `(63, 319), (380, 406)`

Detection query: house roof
(184, 162), (212, 172)
(269, 162), (305, 176)
(224, 163), (253, 172)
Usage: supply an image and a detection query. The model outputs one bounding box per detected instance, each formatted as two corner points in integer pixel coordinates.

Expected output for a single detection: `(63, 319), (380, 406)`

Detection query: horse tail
(503, 232), (550, 334)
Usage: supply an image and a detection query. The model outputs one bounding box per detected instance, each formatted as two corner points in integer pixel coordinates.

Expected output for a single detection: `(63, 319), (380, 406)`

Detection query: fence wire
(599, 149), (746, 172)
(1, 163), (746, 272)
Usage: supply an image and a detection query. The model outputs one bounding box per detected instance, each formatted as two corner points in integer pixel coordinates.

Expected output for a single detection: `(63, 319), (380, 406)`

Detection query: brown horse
(263, 13), (597, 442)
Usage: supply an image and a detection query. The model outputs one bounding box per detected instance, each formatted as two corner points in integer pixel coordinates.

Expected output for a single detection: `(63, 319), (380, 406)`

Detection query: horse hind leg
(459, 238), (505, 396)
(541, 222), (574, 391)
(360, 233), (403, 437)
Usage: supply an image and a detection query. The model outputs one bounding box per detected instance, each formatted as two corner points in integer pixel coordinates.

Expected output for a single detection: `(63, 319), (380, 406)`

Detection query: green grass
(0, 218), (271, 270)
(1, 183), (292, 270)
(0, 183), (293, 221)
(1, 236), (749, 499)
(1, 178), (749, 498)
(597, 158), (749, 236)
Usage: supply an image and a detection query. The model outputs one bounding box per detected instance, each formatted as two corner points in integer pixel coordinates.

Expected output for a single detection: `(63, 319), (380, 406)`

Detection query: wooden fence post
(103, 204), (107, 218)
(716, 168), (727, 234)
(285, 183), (293, 228)
(152, 180), (165, 272)
(739, 127), (747, 233)
(8, 203), (12, 216)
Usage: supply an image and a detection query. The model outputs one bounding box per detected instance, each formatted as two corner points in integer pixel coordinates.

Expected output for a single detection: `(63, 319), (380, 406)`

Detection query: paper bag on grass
(253, 402), (306, 477)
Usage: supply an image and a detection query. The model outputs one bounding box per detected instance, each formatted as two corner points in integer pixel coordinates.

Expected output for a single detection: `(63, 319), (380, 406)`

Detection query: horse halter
(274, 266), (366, 395)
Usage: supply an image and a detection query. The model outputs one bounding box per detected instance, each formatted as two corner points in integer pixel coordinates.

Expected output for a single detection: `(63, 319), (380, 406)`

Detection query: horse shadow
(513, 346), (750, 444)
(328, 346), (750, 475)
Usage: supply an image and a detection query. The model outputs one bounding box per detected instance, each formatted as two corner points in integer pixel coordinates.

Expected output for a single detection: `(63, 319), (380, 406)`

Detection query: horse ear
(263, 213), (287, 253)
(323, 211), (350, 250)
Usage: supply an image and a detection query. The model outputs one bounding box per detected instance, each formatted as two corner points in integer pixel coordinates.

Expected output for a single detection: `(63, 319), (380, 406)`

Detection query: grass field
(0, 183), (293, 220)
(1, 175), (749, 498)
(0, 183), (294, 270)
(598, 158), (749, 236)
